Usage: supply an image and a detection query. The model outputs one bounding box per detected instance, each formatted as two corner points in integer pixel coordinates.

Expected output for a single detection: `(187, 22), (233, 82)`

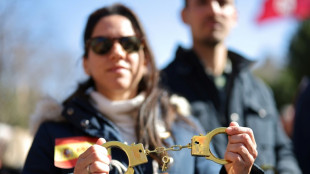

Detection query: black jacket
(293, 77), (310, 174)
(161, 46), (301, 174)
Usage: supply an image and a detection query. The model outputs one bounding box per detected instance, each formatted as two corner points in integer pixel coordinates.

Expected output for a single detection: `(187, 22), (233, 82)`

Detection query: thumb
(96, 138), (106, 145)
(229, 121), (239, 127)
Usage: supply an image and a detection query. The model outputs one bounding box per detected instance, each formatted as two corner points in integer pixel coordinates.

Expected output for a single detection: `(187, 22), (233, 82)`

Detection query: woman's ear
(181, 8), (189, 25)
(83, 57), (91, 76)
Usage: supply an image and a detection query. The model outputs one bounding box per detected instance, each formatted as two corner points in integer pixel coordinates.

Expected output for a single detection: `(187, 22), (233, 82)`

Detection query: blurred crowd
(0, 123), (32, 174)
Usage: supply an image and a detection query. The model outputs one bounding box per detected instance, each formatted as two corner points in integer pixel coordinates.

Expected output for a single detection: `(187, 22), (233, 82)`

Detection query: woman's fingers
(96, 137), (106, 145)
(226, 123), (257, 150)
(224, 151), (253, 174)
(229, 121), (239, 127)
(224, 122), (257, 174)
(74, 138), (110, 174)
(89, 145), (110, 164)
(225, 143), (256, 165)
(227, 133), (257, 158)
(88, 161), (110, 173)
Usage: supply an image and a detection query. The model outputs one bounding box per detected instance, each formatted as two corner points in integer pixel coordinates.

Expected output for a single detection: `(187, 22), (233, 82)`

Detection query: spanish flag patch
(54, 136), (98, 168)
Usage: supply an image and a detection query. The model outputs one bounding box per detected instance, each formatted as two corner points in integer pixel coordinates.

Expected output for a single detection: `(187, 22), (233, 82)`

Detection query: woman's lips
(108, 65), (129, 73)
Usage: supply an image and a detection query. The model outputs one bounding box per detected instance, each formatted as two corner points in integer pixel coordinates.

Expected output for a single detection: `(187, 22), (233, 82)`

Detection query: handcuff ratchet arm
(191, 127), (229, 165)
(101, 141), (148, 174)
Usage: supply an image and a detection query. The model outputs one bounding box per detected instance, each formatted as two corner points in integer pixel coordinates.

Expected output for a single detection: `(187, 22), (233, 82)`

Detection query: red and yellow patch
(54, 136), (97, 168)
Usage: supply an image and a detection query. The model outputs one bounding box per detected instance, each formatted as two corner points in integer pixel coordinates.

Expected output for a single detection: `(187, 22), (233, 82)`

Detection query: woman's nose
(108, 42), (126, 60)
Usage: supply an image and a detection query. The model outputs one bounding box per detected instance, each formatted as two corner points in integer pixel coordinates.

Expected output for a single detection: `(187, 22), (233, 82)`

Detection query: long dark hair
(64, 3), (180, 163)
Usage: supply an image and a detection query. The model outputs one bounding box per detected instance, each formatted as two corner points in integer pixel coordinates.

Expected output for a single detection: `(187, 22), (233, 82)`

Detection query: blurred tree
(256, 19), (310, 110)
(0, 1), (40, 128)
(268, 68), (297, 109)
(288, 19), (310, 86)
(0, 1), (81, 128)
(253, 57), (296, 109)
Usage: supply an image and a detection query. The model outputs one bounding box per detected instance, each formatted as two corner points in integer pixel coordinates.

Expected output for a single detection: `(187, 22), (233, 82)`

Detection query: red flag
(294, 0), (310, 20)
(257, 0), (297, 23)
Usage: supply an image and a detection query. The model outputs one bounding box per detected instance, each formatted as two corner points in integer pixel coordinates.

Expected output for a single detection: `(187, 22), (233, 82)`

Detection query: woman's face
(83, 15), (147, 101)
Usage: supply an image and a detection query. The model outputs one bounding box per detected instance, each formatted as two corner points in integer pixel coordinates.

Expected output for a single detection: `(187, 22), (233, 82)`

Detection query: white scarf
(90, 91), (173, 173)
(90, 91), (145, 144)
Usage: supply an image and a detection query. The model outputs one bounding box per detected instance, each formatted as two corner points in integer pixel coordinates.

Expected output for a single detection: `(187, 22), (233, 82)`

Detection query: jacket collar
(29, 95), (120, 139)
(62, 95), (122, 141)
(174, 46), (255, 75)
(29, 97), (64, 135)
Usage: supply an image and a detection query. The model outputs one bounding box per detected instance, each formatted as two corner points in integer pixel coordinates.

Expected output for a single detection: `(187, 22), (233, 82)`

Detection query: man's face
(182, 0), (237, 45)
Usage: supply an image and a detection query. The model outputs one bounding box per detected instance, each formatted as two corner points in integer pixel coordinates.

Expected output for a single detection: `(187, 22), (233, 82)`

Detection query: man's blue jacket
(161, 46), (301, 174)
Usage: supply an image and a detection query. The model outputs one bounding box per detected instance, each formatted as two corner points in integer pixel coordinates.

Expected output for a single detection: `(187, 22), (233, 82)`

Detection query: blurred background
(0, 0), (309, 173)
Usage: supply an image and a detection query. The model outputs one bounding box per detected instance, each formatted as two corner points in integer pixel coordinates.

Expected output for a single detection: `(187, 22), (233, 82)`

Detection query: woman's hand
(74, 138), (110, 174)
(224, 122), (258, 174)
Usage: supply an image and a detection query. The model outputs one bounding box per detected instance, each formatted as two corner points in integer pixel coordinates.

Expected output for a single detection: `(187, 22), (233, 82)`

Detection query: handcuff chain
(166, 144), (191, 151)
(144, 144), (191, 155)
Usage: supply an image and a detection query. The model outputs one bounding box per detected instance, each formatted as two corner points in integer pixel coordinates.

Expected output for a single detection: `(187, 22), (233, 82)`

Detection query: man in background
(161, 0), (301, 173)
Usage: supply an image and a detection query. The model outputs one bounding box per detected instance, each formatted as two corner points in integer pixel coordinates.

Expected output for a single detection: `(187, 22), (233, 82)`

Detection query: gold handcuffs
(102, 127), (228, 174)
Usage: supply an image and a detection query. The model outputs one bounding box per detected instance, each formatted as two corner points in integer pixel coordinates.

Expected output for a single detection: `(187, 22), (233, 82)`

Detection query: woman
(22, 4), (259, 174)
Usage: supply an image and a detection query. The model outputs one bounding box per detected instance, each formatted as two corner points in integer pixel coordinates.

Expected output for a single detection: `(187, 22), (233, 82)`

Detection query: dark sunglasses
(87, 36), (143, 55)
